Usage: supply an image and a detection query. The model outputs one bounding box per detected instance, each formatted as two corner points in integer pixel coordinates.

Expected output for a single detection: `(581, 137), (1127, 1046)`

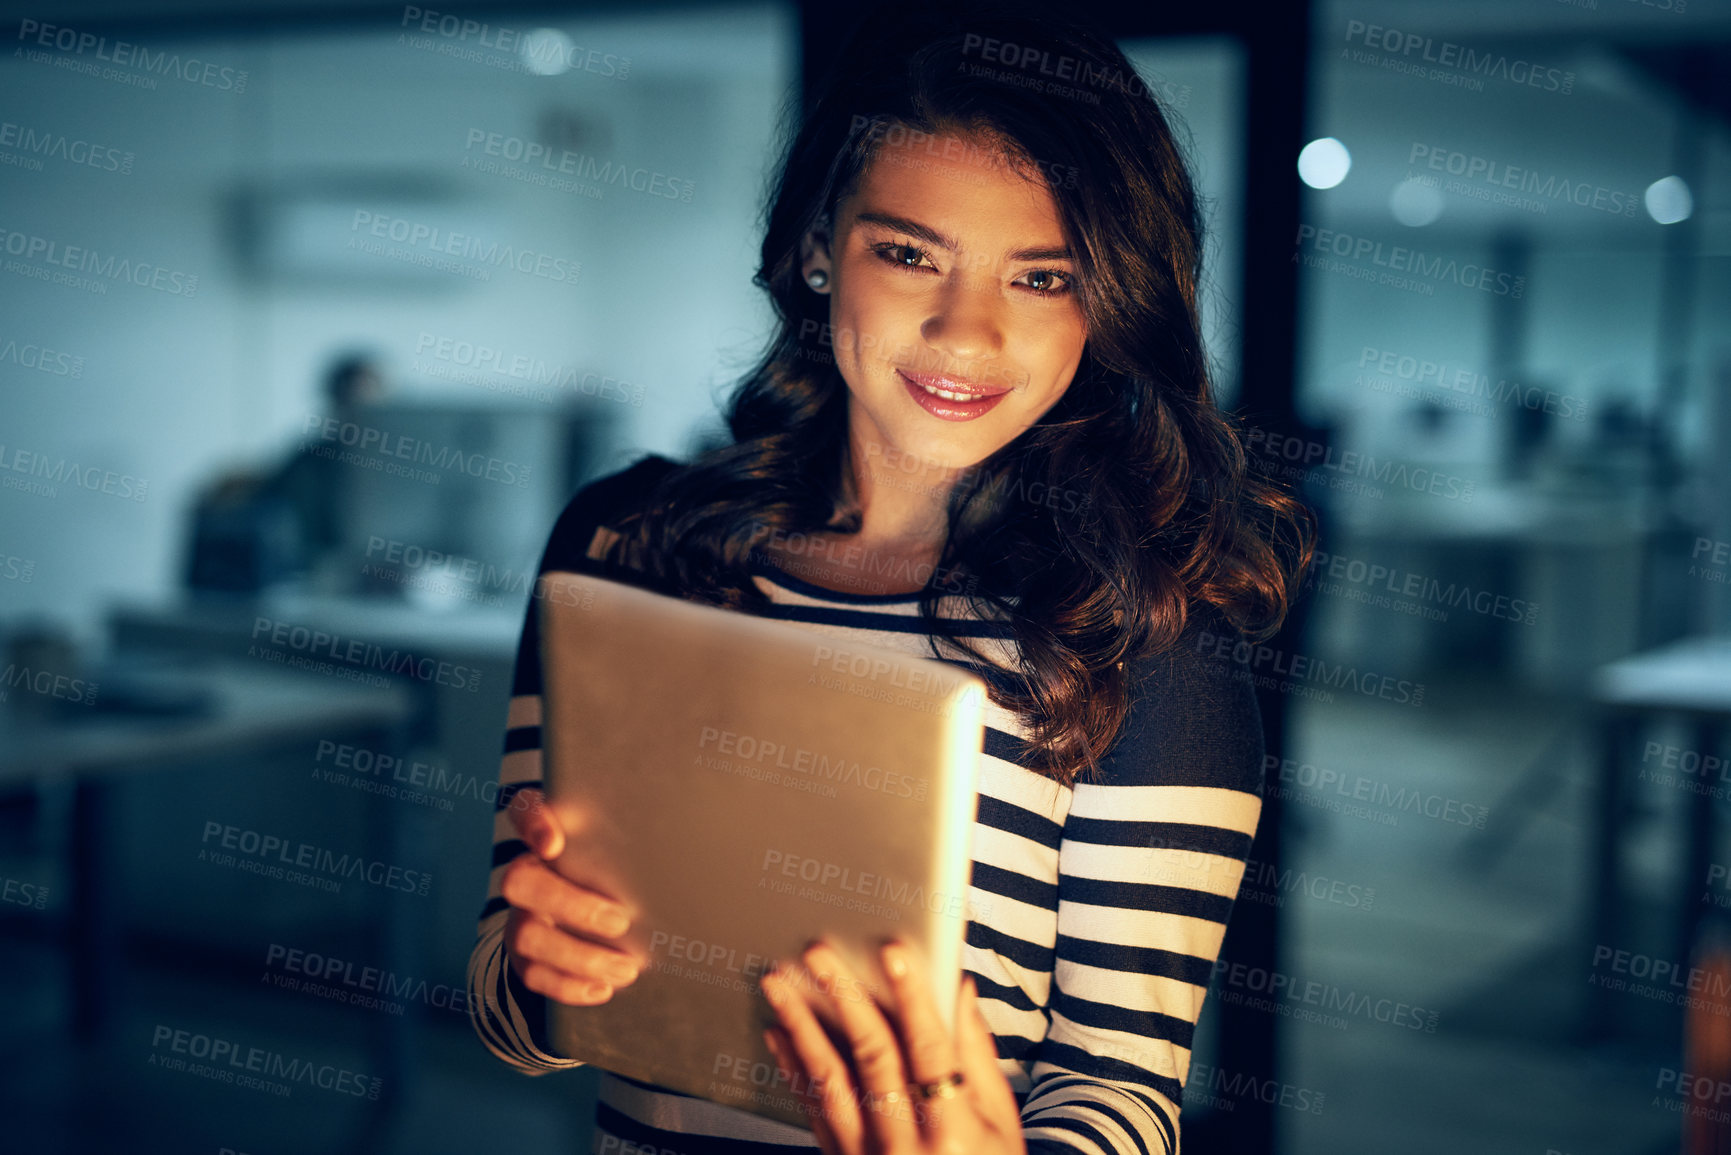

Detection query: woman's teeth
(921, 383), (983, 402)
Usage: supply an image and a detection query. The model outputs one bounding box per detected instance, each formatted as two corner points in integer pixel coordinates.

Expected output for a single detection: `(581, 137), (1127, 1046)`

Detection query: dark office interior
(2, 0), (1729, 1151)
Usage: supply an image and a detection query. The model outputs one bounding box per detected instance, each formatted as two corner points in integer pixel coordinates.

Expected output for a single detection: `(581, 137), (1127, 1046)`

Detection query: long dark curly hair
(600, 0), (1315, 786)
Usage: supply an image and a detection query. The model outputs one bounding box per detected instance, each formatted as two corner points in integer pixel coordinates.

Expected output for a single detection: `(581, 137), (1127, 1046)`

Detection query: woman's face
(802, 129), (1087, 479)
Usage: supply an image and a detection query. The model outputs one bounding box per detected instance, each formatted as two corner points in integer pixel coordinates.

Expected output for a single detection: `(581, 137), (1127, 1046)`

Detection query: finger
(505, 911), (642, 988)
(766, 1029), (847, 1155)
(763, 1028), (840, 1155)
(957, 974), (1018, 1122)
(504, 786), (564, 859)
(804, 943), (920, 1147)
(499, 853), (631, 940)
(514, 957), (614, 1005)
(762, 967), (867, 1147)
(505, 914), (615, 1005)
(880, 941), (961, 1130)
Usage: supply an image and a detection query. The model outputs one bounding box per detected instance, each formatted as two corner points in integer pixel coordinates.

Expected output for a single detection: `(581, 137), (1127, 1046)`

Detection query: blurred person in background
(182, 352), (386, 595)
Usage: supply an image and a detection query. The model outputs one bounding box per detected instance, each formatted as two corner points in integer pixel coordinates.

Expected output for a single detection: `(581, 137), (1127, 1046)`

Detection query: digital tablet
(534, 569), (985, 1128)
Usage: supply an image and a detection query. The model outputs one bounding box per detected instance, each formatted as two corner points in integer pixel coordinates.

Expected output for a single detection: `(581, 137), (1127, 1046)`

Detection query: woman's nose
(919, 266), (1006, 365)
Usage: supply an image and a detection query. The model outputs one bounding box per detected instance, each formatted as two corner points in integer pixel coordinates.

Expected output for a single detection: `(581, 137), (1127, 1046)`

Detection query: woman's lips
(897, 369), (1012, 422)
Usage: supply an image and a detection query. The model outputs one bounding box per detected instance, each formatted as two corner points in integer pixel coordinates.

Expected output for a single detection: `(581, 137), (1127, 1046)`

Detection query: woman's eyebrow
(853, 210), (1072, 262)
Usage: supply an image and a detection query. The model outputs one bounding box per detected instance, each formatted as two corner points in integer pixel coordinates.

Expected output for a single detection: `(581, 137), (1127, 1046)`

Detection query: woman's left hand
(760, 940), (1026, 1155)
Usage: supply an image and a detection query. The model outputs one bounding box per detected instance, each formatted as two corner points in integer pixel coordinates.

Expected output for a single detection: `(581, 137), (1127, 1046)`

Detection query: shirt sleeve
(465, 454), (678, 1076)
(1019, 610), (1265, 1155)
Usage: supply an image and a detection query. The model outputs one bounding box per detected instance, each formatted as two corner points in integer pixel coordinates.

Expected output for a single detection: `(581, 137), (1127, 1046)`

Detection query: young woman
(467, 3), (1313, 1153)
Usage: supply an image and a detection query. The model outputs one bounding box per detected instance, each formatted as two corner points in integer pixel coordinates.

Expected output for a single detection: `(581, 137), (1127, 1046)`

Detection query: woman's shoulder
(1086, 602), (1265, 796)
(538, 452), (685, 574)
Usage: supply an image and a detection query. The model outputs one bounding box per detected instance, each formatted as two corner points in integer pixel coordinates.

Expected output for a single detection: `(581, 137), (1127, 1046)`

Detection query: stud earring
(806, 268), (829, 290)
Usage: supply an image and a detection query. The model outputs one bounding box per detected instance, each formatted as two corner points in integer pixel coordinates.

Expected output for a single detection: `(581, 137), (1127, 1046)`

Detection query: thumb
(506, 786), (564, 860)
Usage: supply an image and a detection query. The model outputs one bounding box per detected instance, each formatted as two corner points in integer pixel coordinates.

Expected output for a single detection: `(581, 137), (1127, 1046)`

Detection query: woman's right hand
(499, 786), (644, 1006)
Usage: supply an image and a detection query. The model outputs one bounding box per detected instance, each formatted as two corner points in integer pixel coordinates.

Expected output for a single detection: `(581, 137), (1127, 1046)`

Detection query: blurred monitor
(333, 398), (576, 591)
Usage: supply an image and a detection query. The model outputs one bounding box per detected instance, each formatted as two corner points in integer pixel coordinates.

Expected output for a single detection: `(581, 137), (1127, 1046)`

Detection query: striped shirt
(467, 454), (1265, 1155)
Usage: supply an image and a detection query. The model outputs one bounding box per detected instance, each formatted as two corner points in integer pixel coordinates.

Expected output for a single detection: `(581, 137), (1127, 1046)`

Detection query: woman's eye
(872, 242), (935, 271)
(1018, 269), (1072, 295)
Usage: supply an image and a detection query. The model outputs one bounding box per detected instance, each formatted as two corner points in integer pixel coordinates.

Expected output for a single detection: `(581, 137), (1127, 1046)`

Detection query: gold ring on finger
(910, 1070), (966, 1100)
(867, 1086), (909, 1114)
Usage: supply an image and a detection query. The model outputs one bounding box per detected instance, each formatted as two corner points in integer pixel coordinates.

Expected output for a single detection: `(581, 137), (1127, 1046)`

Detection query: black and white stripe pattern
(466, 459), (1265, 1155)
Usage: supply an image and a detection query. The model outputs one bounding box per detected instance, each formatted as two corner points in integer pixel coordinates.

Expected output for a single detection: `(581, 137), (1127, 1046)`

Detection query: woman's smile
(896, 368), (1013, 421)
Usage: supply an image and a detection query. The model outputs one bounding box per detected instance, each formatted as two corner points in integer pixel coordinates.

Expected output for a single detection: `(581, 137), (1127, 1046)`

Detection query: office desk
(1332, 482), (1648, 692)
(0, 656), (412, 1045)
(1586, 636), (1731, 1037)
(109, 591), (523, 667)
(109, 592), (522, 763)
(107, 591), (537, 1000)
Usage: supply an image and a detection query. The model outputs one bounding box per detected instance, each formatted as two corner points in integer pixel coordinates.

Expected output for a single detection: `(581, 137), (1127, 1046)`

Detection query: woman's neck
(756, 428), (963, 597)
